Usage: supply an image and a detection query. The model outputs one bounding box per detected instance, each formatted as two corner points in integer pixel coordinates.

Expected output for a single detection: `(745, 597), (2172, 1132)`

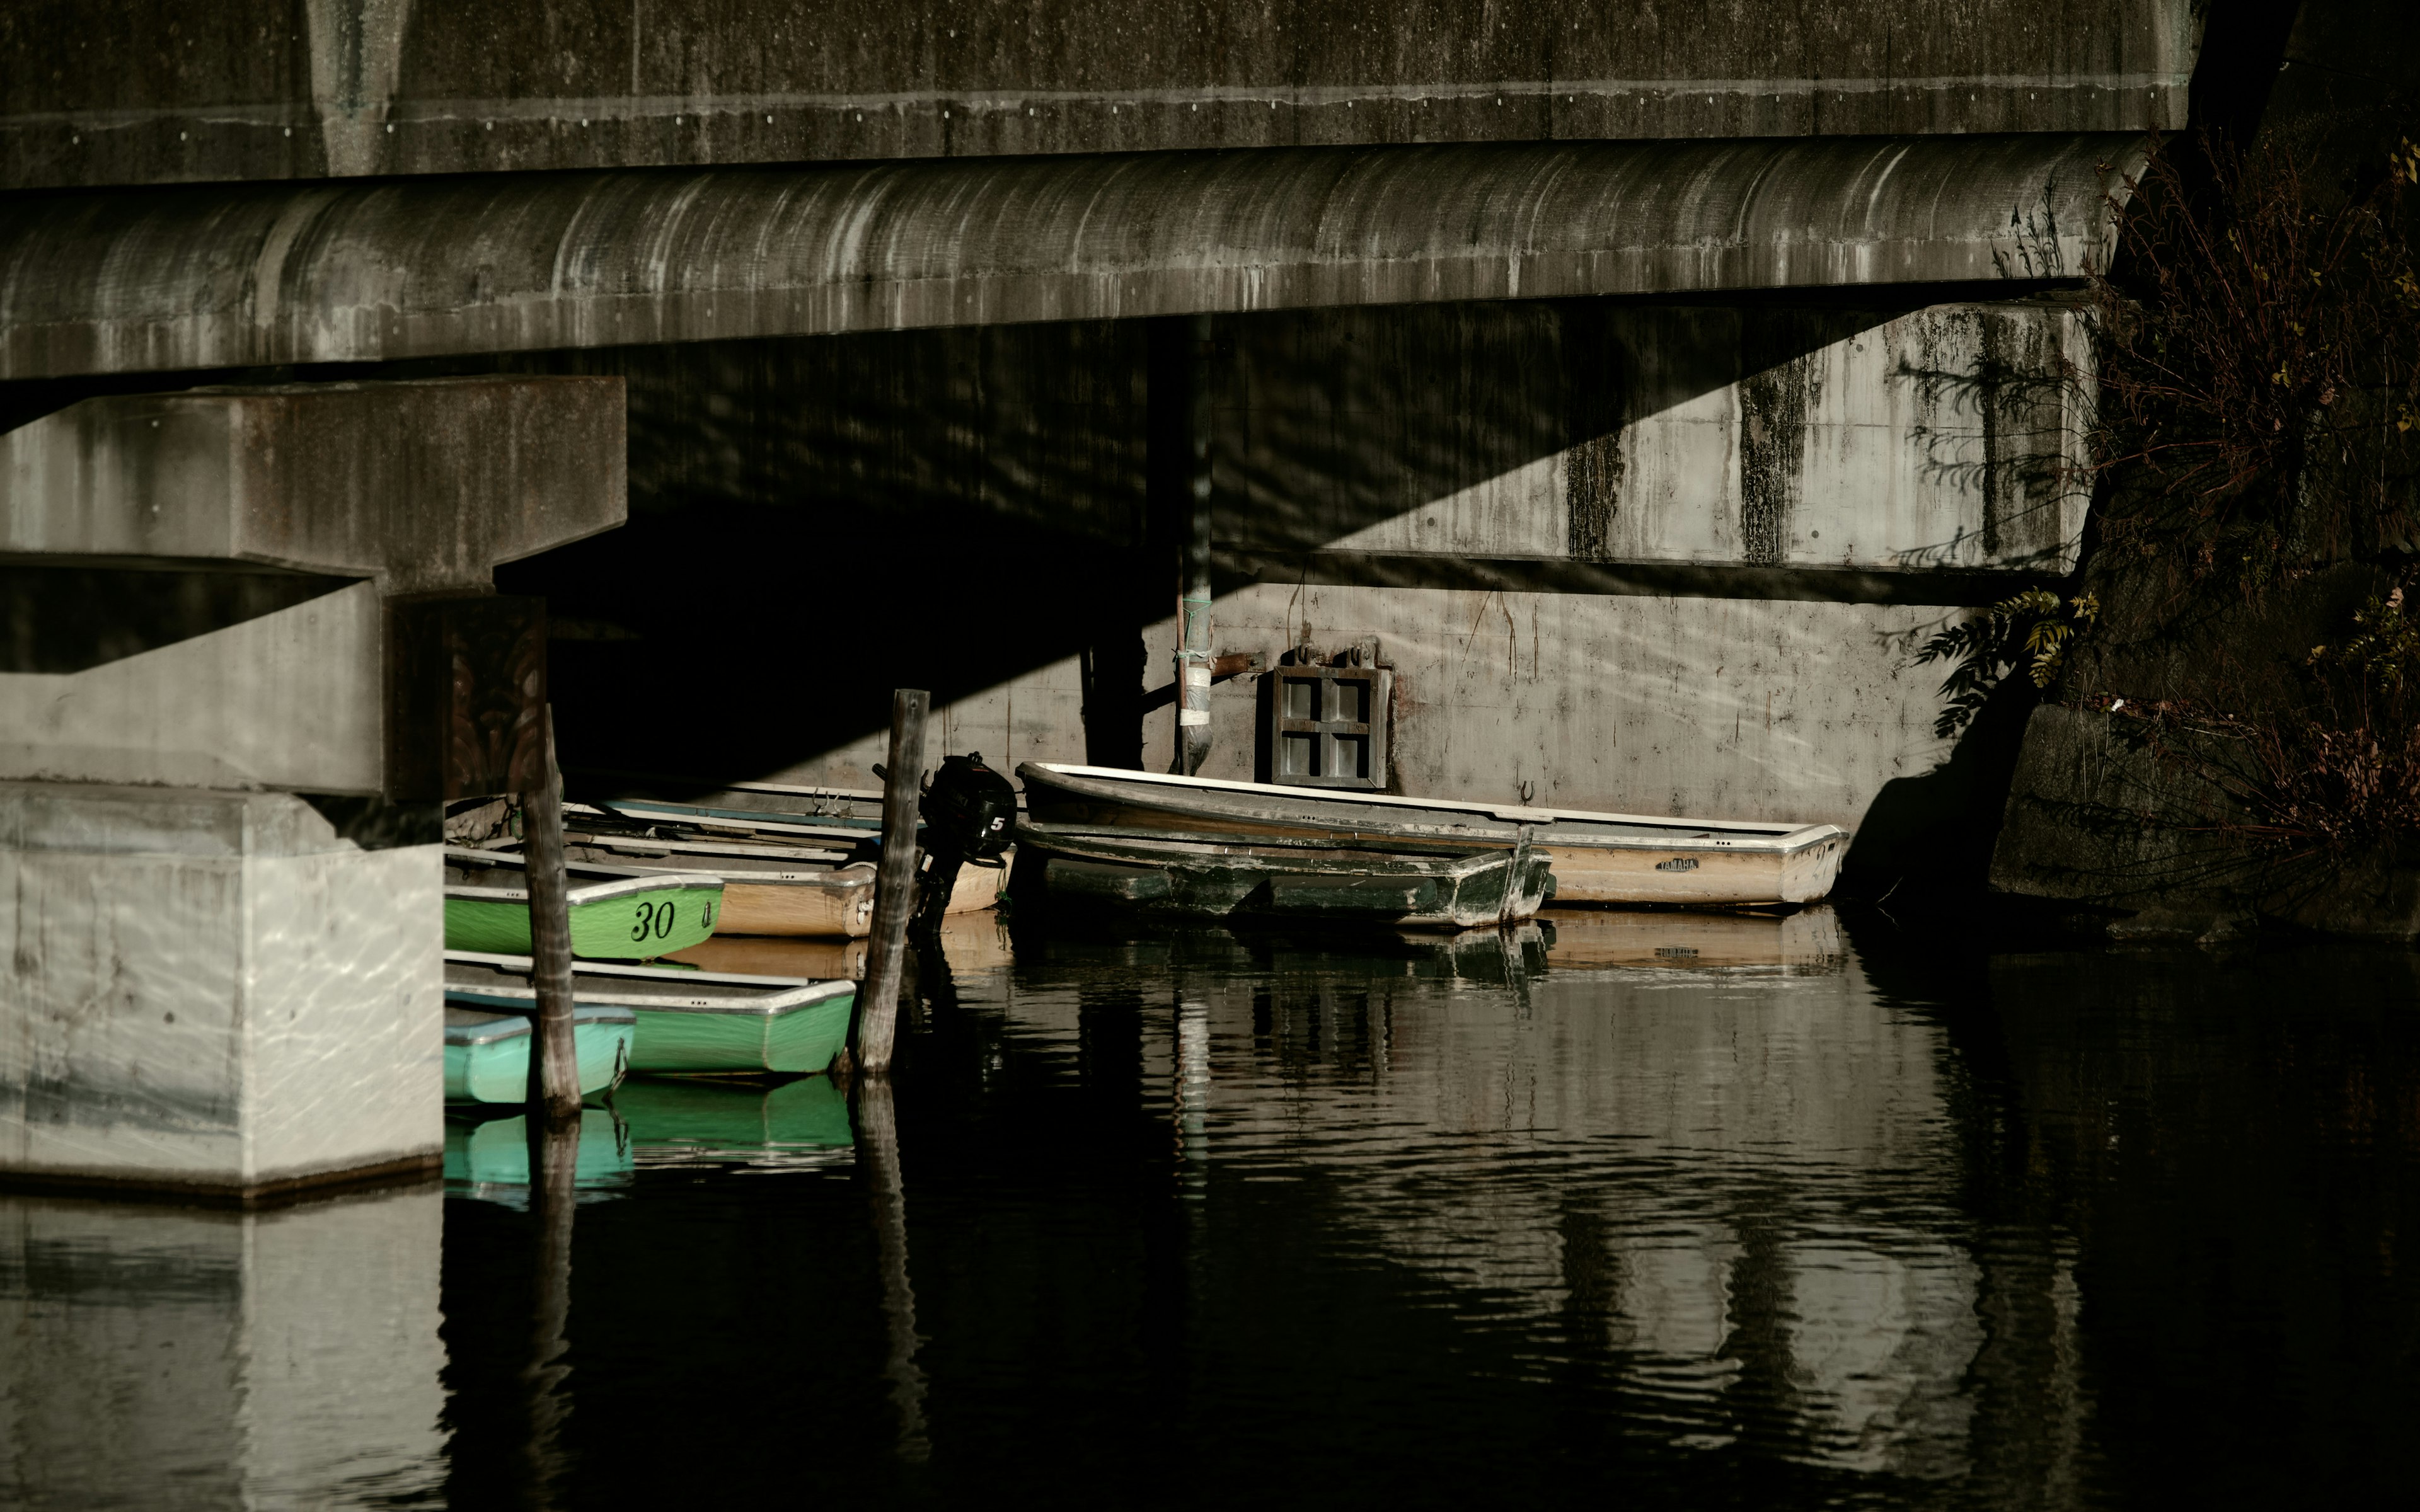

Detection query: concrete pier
(1, 377), (626, 1197)
(0, 784), (441, 1197)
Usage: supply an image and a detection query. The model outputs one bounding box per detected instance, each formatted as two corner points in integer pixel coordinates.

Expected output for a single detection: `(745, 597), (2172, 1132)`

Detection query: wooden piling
(855, 688), (928, 1075)
(520, 705), (584, 1124)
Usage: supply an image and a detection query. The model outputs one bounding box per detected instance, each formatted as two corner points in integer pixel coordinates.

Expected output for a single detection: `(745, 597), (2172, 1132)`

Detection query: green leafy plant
(1914, 589), (2100, 739)
(2309, 586), (2420, 691)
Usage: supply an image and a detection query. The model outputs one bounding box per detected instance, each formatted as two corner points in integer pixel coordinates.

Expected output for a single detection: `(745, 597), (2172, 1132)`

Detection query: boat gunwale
(582, 799), (882, 841)
(558, 844), (877, 889)
(1018, 762), (1843, 851)
(442, 859), (728, 908)
(444, 1001), (638, 1045)
(1016, 822), (1520, 879)
(563, 832), (863, 866)
(444, 951), (855, 1016)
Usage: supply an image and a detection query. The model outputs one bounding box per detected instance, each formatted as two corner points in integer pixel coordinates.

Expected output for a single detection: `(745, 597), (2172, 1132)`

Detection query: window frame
(1258, 664), (1391, 789)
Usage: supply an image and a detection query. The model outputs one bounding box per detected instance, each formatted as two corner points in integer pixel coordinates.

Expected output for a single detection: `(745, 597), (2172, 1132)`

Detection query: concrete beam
(0, 135), (2144, 380)
(1, 0), (2199, 190)
(2, 377), (624, 793)
(1, 377), (627, 590)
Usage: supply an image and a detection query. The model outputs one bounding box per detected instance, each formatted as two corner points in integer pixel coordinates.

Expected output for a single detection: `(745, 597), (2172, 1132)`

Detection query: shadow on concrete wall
(1216, 300), (1890, 561)
(489, 299), (1904, 787)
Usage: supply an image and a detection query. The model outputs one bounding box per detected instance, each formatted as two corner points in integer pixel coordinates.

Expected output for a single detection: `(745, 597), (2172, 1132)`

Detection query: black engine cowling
(911, 752), (1018, 934)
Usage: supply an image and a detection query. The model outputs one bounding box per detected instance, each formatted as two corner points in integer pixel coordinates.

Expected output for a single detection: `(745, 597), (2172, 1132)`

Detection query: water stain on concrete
(1737, 349), (1821, 565)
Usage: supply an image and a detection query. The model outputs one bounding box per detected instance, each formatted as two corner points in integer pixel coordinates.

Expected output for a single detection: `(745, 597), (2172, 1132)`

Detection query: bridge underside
(1, 0), (2239, 1197)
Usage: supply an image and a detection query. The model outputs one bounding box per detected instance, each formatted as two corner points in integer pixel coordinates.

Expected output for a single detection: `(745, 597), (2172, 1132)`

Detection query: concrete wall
(0, 0), (2199, 190)
(774, 585), (1956, 832)
(0, 580), (384, 793)
(515, 298), (2058, 835)
(0, 784), (442, 1194)
(0, 1186), (446, 1506)
(1222, 301), (2090, 573)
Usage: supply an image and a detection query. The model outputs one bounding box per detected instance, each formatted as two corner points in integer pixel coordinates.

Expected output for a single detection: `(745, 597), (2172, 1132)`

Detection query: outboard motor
(911, 752), (1019, 936)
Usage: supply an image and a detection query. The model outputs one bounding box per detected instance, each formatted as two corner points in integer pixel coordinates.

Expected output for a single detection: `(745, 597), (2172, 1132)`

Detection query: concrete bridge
(1, 0), (2261, 1196)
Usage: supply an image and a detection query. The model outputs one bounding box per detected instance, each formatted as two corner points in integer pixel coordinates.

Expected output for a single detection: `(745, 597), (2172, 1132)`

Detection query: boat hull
(444, 882), (722, 958)
(715, 875), (875, 937)
(626, 989), (856, 1075)
(1018, 764), (1845, 907)
(443, 1017), (634, 1104)
(1013, 825), (1552, 929)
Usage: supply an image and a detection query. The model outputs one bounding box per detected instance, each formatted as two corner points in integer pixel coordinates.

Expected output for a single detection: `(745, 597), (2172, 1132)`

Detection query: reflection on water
(10, 908), (2420, 1507)
(446, 1110), (633, 1206)
(615, 1077), (855, 1171)
(0, 1186), (447, 1510)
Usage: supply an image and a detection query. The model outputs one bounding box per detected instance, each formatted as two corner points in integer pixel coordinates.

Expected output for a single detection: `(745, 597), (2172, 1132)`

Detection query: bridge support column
(0, 377), (625, 1200)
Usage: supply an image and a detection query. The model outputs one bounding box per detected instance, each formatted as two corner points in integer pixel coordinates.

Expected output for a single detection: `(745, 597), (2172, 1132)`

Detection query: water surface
(6, 909), (2416, 1508)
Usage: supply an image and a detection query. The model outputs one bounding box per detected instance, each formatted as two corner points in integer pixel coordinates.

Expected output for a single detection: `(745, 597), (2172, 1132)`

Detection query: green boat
(441, 999), (636, 1104)
(446, 950), (856, 1076)
(444, 1109), (635, 1203)
(444, 845), (723, 959)
(614, 1077), (855, 1169)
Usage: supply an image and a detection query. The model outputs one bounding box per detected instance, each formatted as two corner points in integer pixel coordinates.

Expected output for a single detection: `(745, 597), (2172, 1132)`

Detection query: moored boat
(442, 1000), (636, 1104)
(560, 805), (1006, 932)
(1011, 821), (1553, 929)
(1017, 762), (1846, 907)
(444, 847), (723, 958)
(447, 950), (856, 1076)
(563, 832), (880, 937)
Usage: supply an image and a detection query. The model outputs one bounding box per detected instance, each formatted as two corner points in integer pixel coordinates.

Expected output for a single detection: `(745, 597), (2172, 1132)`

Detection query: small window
(1259, 665), (1390, 789)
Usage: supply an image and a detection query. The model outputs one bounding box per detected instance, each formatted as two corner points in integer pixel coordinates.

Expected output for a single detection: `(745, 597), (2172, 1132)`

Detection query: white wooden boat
(1016, 762), (1846, 907)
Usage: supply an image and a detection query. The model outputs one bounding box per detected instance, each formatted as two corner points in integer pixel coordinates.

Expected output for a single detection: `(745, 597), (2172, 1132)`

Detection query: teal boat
(442, 998), (636, 1105)
(444, 846), (723, 959)
(444, 1109), (635, 1204)
(446, 951), (856, 1077)
(614, 1077), (855, 1169)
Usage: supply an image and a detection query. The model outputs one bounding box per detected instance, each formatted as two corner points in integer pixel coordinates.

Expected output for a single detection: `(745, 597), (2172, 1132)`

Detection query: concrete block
(0, 782), (442, 1196)
(0, 1185), (446, 1507)
(0, 580), (383, 793)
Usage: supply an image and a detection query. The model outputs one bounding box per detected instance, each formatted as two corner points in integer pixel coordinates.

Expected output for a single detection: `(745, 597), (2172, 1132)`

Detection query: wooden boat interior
(560, 838), (873, 885)
(579, 797), (882, 840)
(443, 846), (723, 898)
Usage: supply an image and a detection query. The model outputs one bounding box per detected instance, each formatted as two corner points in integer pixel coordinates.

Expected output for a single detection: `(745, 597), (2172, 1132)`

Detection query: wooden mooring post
(521, 706), (584, 1123)
(855, 688), (929, 1075)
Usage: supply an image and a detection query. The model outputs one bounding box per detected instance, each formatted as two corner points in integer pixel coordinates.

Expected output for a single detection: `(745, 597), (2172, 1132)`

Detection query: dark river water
(7, 908), (2418, 1509)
